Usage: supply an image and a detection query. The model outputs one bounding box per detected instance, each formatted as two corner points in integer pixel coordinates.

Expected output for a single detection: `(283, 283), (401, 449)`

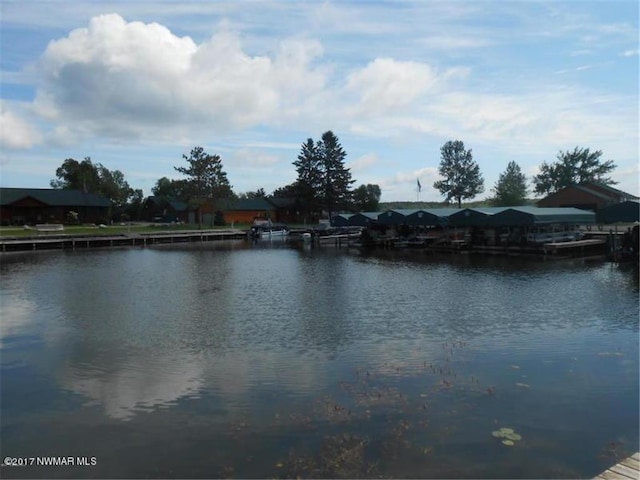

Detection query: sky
(1, 0), (638, 202)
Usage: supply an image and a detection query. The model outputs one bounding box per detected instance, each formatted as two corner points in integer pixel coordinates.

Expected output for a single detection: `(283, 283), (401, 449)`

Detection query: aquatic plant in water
(491, 427), (523, 446)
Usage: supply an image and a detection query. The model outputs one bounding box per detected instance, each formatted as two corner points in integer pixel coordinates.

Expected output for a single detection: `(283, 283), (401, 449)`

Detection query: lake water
(1, 241), (638, 478)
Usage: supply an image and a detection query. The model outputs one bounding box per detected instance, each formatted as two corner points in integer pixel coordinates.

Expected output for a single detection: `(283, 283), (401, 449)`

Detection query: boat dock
(0, 230), (247, 253)
(594, 452), (639, 480)
(542, 238), (607, 255)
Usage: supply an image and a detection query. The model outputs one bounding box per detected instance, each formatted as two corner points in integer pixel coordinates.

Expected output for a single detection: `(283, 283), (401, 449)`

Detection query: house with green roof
(142, 196), (191, 223)
(0, 188), (111, 225)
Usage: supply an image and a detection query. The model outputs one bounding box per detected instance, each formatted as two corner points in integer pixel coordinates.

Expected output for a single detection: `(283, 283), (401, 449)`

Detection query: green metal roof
(145, 196), (190, 211)
(403, 209), (441, 226)
(218, 198), (275, 211)
(331, 213), (354, 226)
(377, 209), (421, 224)
(448, 207), (511, 226)
(0, 188), (111, 207)
(348, 211), (381, 226)
(491, 207), (595, 226)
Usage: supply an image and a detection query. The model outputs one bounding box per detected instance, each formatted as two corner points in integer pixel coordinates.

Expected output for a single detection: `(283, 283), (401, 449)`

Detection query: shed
(491, 207), (595, 227)
(596, 201), (640, 224)
(348, 212), (380, 227)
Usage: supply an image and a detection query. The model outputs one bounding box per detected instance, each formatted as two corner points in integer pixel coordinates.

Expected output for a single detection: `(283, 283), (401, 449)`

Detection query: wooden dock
(542, 238), (606, 255)
(594, 452), (639, 480)
(0, 230), (247, 253)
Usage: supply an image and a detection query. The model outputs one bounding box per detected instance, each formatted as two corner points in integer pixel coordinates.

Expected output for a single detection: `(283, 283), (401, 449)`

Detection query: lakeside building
(0, 188), (111, 225)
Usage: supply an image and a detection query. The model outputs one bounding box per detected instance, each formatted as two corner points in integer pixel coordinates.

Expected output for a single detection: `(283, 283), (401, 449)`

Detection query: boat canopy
(377, 209), (421, 225)
(402, 209), (440, 226)
(347, 206), (595, 227)
(490, 207), (595, 226)
(330, 213), (354, 227)
(348, 211), (381, 226)
(448, 207), (511, 227)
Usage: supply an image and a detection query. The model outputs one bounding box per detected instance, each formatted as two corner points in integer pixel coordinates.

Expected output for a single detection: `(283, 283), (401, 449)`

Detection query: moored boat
(247, 218), (290, 239)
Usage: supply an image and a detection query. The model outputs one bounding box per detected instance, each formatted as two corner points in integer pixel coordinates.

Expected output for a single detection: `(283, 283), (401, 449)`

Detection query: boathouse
(377, 209), (420, 225)
(348, 212), (380, 227)
(330, 213), (354, 227)
(448, 207), (510, 227)
(596, 200), (640, 224)
(490, 206), (595, 226)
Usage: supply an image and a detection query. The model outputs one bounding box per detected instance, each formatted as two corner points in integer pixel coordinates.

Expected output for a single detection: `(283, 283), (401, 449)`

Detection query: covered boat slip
(332, 206), (596, 229)
(332, 206), (601, 253)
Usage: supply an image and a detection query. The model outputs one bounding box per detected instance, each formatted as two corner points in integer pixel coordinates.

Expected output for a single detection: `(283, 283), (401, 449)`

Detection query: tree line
(50, 135), (617, 222)
(432, 141), (616, 207)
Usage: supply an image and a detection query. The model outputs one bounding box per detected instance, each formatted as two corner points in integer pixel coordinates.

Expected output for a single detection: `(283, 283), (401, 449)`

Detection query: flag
(417, 178), (422, 192)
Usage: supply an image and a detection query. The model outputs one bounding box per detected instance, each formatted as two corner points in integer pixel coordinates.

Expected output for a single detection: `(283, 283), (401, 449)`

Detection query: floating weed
(492, 427), (523, 446)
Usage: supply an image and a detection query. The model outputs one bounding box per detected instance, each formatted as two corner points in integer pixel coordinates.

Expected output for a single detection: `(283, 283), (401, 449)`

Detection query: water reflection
(60, 350), (205, 420)
(0, 244), (637, 478)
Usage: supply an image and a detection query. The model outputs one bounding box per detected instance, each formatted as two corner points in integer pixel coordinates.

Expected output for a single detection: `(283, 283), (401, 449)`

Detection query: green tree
(317, 131), (355, 217)
(433, 140), (484, 208)
(174, 147), (233, 227)
(51, 157), (101, 193)
(51, 157), (136, 219)
(272, 182), (299, 198)
(293, 138), (323, 216)
(123, 189), (144, 221)
(238, 188), (267, 199)
(98, 166), (134, 208)
(533, 147), (617, 195)
(352, 184), (382, 212)
(151, 177), (193, 200)
(492, 161), (528, 206)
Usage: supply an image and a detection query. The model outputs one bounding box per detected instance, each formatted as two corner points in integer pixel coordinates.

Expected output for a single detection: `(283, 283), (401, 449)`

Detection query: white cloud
(620, 49), (639, 57)
(32, 14), (327, 141)
(345, 58), (440, 116)
(348, 153), (378, 172)
(0, 103), (42, 149)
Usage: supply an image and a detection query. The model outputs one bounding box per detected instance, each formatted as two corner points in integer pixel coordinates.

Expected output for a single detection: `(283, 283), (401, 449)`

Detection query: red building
(537, 182), (638, 211)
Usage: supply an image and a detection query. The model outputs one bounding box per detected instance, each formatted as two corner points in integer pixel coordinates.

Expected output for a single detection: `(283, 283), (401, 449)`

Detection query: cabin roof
(0, 187), (111, 207)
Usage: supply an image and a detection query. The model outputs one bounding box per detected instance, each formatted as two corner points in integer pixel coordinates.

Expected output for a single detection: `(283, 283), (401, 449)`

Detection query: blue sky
(1, 0), (638, 202)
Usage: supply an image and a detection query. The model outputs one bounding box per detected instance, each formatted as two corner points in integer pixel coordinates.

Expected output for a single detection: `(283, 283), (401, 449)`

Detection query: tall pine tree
(318, 131), (355, 217)
(293, 131), (355, 219)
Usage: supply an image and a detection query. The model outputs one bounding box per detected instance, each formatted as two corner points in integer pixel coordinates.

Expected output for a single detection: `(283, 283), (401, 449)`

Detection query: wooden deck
(594, 452), (639, 480)
(542, 238), (606, 255)
(0, 230), (247, 252)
